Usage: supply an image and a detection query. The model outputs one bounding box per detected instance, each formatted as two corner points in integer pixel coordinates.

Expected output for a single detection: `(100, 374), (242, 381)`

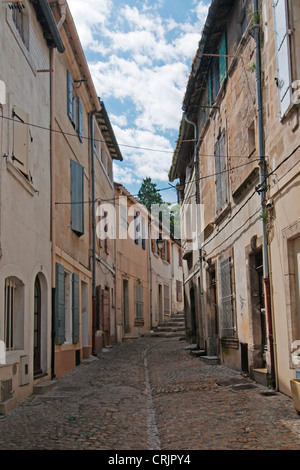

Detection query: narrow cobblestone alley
(1, 335), (300, 453)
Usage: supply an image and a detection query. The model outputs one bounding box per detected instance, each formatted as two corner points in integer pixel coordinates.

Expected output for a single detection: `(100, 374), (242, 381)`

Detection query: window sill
(6, 161), (36, 196)
(214, 203), (231, 226)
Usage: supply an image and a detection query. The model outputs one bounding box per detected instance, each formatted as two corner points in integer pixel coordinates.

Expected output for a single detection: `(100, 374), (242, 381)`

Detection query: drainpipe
(184, 114), (206, 351)
(90, 111), (97, 356)
(56, 0), (67, 31)
(252, 0), (275, 386)
(50, 47), (55, 380)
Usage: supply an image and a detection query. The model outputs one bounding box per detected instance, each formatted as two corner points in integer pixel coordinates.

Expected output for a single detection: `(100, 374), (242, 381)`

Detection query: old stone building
(169, 0), (300, 395)
(0, 0), (64, 411)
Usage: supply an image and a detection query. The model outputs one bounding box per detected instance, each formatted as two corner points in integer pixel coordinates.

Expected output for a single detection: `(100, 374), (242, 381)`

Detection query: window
(164, 285), (171, 316)
(12, 5), (29, 50)
(70, 159), (84, 236)
(67, 70), (83, 141)
(215, 130), (227, 213)
(273, 0), (292, 117)
(135, 284), (144, 321)
(12, 107), (29, 176)
(208, 32), (227, 106)
(176, 280), (183, 302)
(4, 277), (24, 351)
(219, 257), (236, 337)
(163, 240), (170, 263)
(134, 211), (146, 249)
(55, 263), (79, 345)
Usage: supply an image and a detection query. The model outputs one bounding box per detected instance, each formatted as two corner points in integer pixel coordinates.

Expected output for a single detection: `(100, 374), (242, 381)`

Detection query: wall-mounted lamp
(156, 234), (164, 251)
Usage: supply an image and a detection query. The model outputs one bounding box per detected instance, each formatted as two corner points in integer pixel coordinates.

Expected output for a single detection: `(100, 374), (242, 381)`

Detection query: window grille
(219, 257), (235, 337)
(4, 278), (16, 350)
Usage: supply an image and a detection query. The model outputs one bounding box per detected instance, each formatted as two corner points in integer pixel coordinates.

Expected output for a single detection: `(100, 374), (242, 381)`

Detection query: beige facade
(170, 0), (300, 395)
(0, 0), (64, 411)
(114, 183), (151, 340)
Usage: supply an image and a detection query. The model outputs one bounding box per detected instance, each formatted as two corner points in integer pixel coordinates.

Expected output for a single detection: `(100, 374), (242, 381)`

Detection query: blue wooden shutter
(208, 69), (213, 107)
(72, 273), (80, 344)
(219, 32), (227, 86)
(67, 70), (73, 120)
(215, 131), (227, 212)
(273, 0), (291, 117)
(55, 263), (65, 345)
(77, 97), (83, 142)
(71, 159), (84, 236)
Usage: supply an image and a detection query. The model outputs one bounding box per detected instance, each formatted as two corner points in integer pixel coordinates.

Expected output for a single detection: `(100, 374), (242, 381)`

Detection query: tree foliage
(137, 177), (163, 212)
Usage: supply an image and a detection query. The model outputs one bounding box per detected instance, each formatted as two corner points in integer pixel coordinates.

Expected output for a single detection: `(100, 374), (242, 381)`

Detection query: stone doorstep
(198, 355), (220, 365)
(252, 368), (270, 387)
(0, 397), (18, 415)
(33, 380), (58, 396)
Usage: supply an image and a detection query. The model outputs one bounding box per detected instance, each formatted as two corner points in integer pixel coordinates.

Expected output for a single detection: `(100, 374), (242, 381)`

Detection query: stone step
(33, 380), (57, 395)
(198, 355), (220, 365)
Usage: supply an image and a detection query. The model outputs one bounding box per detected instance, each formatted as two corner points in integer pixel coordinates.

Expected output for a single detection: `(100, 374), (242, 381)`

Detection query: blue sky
(67, 0), (211, 205)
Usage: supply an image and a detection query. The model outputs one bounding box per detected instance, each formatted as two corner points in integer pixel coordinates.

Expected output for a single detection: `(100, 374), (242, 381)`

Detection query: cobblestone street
(1, 335), (300, 452)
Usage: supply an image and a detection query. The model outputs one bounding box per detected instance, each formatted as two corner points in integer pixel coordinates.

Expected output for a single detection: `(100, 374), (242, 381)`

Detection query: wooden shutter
(103, 289), (110, 336)
(215, 131), (227, 213)
(77, 97), (83, 142)
(55, 263), (65, 345)
(273, 0), (291, 117)
(134, 210), (139, 244)
(219, 32), (227, 86)
(71, 159), (84, 236)
(13, 107), (29, 175)
(67, 70), (73, 120)
(72, 273), (80, 344)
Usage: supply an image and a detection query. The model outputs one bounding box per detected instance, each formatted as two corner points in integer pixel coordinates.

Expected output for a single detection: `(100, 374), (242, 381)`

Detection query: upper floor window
(12, 5), (29, 50)
(134, 211), (146, 250)
(208, 32), (227, 106)
(214, 130), (227, 214)
(70, 159), (84, 237)
(12, 106), (29, 177)
(67, 70), (83, 141)
(273, 0), (292, 117)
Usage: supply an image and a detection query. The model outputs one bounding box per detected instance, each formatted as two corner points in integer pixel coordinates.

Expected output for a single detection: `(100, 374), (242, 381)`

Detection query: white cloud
(67, 0), (211, 189)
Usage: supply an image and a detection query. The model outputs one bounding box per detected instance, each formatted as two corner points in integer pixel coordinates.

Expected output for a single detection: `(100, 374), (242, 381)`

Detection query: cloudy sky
(67, 0), (211, 204)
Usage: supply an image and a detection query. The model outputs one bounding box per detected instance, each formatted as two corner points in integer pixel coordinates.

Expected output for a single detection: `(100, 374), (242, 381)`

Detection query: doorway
(190, 286), (197, 343)
(159, 284), (163, 323)
(207, 265), (219, 356)
(34, 276), (42, 376)
(249, 247), (267, 368)
(123, 280), (130, 334)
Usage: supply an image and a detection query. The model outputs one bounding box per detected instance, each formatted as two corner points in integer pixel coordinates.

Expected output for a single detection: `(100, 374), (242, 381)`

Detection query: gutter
(37, 0), (65, 53)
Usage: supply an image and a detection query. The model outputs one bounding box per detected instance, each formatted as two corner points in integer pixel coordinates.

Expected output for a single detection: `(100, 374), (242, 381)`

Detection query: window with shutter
(70, 159), (84, 236)
(219, 257), (235, 337)
(215, 131), (227, 213)
(13, 107), (29, 175)
(67, 70), (73, 121)
(55, 263), (65, 345)
(72, 273), (80, 344)
(142, 217), (146, 250)
(135, 284), (144, 320)
(273, 0), (292, 117)
(219, 32), (227, 86)
(77, 98), (83, 142)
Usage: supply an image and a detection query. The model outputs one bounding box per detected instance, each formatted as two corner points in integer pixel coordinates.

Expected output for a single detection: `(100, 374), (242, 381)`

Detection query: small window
(164, 285), (170, 316)
(67, 70), (83, 141)
(70, 159), (84, 236)
(12, 5), (29, 50)
(273, 0), (292, 117)
(12, 107), (29, 176)
(4, 277), (24, 351)
(135, 284), (144, 320)
(219, 257), (236, 337)
(215, 130), (227, 213)
(176, 280), (183, 302)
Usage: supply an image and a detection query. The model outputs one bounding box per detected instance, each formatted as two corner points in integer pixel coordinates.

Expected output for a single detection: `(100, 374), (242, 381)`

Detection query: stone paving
(1, 335), (300, 451)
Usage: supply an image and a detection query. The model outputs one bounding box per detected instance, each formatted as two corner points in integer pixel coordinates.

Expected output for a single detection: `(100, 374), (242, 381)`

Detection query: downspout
(90, 111), (97, 356)
(184, 114), (206, 351)
(252, 0), (276, 387)
(50, 47), (56, 380)
(50, 0), (66, 380)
